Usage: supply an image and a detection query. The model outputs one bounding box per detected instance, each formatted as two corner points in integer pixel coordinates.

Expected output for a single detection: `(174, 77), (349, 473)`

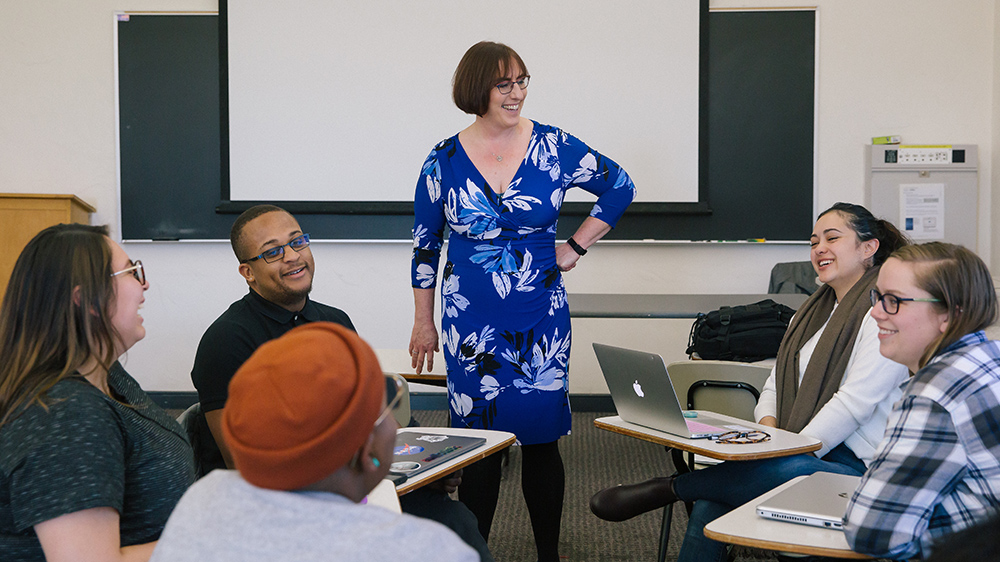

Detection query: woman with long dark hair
(0, 224), (194, 562)
(591, 203), (909, 561)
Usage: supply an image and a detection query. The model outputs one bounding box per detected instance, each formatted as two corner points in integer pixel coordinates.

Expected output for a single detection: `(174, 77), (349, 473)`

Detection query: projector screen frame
(215, 0), (712, 219)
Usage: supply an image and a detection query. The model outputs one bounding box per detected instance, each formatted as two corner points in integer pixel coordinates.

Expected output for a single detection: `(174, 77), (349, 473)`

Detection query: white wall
(2, 0), (996, 393)
(995, 1), (1000, 267)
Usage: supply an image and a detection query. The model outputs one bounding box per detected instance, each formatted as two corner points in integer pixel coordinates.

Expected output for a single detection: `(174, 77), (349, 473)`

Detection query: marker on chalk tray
(747, 238), (766, 243)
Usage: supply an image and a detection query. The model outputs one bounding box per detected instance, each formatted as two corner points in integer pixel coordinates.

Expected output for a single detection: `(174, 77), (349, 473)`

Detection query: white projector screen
(225, 1), (700, 204)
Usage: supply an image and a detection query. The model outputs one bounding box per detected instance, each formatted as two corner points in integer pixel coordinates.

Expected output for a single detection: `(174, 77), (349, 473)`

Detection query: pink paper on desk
(686, 420), (725, 434)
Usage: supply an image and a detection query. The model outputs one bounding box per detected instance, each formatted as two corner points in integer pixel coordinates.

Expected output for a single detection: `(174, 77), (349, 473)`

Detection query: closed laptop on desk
(756, 472), (861, 529)
(593, 343), (728, 439)
(389, 432), (485, 478)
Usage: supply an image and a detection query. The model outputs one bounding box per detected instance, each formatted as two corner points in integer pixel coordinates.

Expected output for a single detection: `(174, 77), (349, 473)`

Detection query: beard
(269, 282), (312, 308)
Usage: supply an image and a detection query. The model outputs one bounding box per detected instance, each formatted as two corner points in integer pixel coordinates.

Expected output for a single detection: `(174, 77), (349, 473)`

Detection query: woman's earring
(371, 457), (381, 468)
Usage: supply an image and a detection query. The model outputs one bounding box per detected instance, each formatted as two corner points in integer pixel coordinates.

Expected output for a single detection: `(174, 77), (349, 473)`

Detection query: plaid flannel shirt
(844, 331), (1000, 560)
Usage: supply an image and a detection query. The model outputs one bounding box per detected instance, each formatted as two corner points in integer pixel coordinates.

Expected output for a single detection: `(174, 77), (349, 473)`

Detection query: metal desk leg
(658, 503), (672, 562)
(658, 445), (694, 562)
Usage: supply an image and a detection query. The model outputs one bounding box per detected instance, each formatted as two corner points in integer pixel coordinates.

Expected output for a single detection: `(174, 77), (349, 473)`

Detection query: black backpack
(686, 299), (795, 362)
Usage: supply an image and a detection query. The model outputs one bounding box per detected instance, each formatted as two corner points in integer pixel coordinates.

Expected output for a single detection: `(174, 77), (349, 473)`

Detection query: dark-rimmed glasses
(242, 234), (311, 264)
(374, 373), (406, 428)
(870, 288), (942, 315)
(111, 260), (145, 285)
(496, 76), (529, 94)
(715, 430), (770, 445)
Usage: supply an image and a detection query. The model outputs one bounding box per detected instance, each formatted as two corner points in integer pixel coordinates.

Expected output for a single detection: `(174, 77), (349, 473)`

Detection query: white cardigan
(754, 307), (909, 463)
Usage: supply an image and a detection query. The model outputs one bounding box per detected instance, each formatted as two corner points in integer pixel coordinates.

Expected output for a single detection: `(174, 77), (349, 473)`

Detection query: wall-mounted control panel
(867, 145), (977, 249)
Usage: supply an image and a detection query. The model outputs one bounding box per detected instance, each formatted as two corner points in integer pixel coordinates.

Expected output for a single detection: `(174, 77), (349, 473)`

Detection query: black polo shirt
(190, 289), (354, 472)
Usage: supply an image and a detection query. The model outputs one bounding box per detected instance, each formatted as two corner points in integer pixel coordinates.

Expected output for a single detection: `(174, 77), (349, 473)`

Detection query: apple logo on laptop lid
(633, 380), (644, 398)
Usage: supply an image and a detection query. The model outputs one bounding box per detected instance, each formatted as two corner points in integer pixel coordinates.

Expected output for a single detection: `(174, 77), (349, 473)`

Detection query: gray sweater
(150, 470), (478, 562)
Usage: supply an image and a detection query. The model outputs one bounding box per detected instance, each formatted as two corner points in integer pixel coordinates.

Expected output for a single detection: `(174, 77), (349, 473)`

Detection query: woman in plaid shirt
(845, 242), (1000, 559)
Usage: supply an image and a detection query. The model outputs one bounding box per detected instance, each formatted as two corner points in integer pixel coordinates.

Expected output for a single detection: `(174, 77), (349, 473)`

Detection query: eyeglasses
(496, 76), (529, 94)
(374, 373), (406, 428)
(242, 234), (310, 264)
(870, 288), (942, 315)
(351, 373), (406, 471)
(111, 260), (145, 285)
(715, 430), (771, 445)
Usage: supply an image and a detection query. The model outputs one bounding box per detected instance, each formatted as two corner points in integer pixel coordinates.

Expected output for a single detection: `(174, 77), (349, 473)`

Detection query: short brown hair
(889, 242), (998, 368)
(230, 205), (287, 261)
(453, 41), (529, 116)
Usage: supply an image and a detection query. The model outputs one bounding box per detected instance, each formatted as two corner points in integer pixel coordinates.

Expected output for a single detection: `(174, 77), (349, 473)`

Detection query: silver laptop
(756, 472), (861, 529)
(389, 432), (486, 478)
(593, 343), (729, 439)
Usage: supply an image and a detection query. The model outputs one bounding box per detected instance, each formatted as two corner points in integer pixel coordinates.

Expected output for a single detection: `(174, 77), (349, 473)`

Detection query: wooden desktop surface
(376, 348), (447, 386)
(704, 475), (871, 559)
(568, 293), (808, 319)
(593, 413), (820, 461)
(393, 427), (515, 496)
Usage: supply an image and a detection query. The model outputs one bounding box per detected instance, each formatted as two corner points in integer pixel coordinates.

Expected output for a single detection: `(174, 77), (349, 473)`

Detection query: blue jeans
(673, 443), (867, 562)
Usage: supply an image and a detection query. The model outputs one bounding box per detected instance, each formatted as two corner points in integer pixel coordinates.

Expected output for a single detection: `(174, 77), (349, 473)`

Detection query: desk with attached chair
(704, 474), (871, 559)
(593, 413), (820, 562)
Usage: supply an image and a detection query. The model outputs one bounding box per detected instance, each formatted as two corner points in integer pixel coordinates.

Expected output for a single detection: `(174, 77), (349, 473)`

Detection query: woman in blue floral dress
(409, 41), (635, 561)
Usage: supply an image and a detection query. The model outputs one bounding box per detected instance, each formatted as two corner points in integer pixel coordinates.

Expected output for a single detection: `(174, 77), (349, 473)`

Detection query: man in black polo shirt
(190, 205), (491, 561)
(191, 205), (351, 470)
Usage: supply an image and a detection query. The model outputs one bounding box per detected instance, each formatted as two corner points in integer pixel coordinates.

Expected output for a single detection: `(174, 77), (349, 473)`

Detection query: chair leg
(658, 446), (688, 562)
(658, 502), (672, 562)
(670, 448), (691, 476)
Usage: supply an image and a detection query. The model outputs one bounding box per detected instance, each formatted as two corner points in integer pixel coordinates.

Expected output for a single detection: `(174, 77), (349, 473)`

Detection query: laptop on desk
(756, 472), (861, 530)
(389, 431), (486, 478)
(593, 343), (729, 439)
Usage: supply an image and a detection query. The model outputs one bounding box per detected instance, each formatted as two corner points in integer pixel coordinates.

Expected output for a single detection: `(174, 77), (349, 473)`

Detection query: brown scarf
(775, 266), (880, 432)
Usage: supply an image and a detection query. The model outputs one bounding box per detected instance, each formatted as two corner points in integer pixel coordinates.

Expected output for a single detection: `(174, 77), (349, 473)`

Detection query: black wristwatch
(567, 237), (587, 256)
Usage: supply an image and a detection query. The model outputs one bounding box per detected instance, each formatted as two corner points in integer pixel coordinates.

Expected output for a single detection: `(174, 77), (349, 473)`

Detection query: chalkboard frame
(117, 4), (814, 241)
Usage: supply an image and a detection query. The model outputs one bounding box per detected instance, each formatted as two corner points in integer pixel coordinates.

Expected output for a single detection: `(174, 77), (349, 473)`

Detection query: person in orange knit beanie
(150, 323), (477, 562)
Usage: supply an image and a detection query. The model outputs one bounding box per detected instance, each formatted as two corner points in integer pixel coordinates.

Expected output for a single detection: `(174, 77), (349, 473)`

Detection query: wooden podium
(0, 194), (96, 298)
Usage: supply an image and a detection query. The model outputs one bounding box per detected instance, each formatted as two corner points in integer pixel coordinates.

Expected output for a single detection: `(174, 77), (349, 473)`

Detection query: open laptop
(756, 472), (861, 529)
(389, 432), (486, 478)
(593, 343), (729, 439)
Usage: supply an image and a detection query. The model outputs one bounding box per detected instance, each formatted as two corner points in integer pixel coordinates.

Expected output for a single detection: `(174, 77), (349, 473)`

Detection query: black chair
(176, 402), (205, 478)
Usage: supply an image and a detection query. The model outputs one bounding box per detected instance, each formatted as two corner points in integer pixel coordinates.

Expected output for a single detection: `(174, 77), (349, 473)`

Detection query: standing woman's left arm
(555, 133), (636, 272)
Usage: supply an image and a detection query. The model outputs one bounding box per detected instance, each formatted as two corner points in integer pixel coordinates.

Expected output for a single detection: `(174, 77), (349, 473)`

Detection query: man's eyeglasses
(374, 373), (407, 428)
(111, 260), (145, 285)
(870, 288), (942, 315)
(242, 234), (311, 264)
(496, 76), (529, 95)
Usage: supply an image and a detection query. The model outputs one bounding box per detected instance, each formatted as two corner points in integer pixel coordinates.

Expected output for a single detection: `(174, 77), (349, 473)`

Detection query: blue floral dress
(411, 121), (635, 444)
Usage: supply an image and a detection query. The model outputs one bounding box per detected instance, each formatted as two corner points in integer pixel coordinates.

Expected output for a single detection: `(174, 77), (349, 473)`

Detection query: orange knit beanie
(222, 322), (383, 490)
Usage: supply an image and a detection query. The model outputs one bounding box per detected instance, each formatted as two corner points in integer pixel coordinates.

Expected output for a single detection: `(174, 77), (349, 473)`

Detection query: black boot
(589, 476), (678, 522)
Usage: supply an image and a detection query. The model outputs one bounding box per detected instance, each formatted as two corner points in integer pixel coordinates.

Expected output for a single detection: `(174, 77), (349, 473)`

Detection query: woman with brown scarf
(590, 203), (910, 562)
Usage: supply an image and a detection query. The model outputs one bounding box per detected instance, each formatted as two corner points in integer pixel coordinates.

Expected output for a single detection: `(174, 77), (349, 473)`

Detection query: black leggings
(459, 440), (565, 562)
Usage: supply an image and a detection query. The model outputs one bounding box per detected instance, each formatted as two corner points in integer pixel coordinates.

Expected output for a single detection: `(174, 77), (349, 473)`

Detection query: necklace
(490, 152), (503, 162)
